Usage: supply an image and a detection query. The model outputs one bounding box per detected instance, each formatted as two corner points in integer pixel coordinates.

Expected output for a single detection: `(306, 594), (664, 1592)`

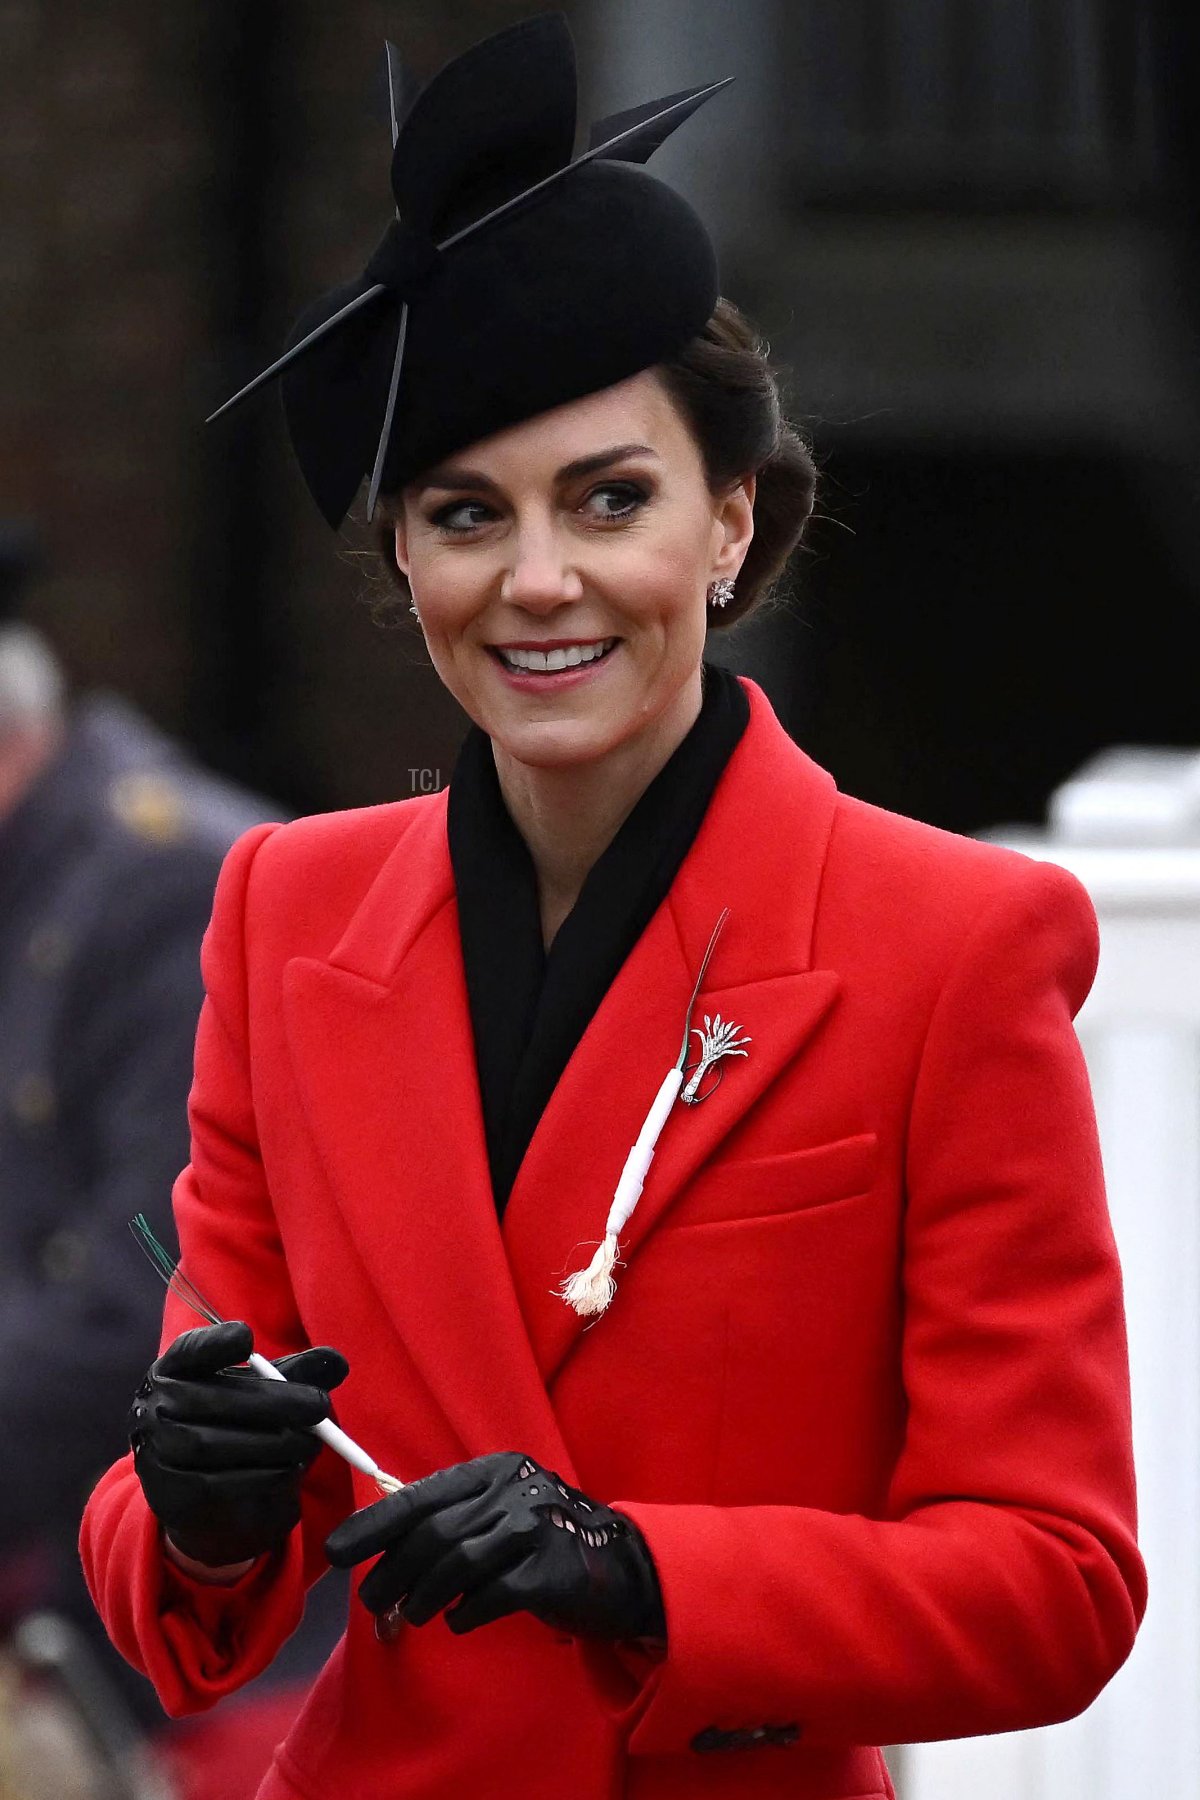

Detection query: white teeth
(497, 639), (615, 673)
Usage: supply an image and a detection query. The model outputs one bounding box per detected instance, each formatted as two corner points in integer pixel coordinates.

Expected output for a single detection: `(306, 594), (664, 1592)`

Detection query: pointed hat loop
(387, 12), (577, 232)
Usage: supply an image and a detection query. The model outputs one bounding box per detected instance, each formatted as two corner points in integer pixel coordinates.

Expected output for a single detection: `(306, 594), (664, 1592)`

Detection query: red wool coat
(80, 680), (1145, 1800)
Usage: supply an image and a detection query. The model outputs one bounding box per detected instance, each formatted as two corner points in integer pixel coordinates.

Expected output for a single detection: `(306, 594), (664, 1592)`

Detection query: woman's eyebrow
(413, 465), (498, 495)
(556, 443), (659, 481)
(413, 443), (659, 496)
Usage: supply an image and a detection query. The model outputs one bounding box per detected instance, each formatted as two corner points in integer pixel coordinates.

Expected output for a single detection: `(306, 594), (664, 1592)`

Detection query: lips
(492, 638), (618, 674)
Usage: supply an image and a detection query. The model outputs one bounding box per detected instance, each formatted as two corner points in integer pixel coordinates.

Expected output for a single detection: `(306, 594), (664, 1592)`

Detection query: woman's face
(392, 370), (754, 773)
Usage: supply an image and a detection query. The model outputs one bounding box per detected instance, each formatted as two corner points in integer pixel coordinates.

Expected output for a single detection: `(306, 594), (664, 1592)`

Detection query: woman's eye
(582, 482), (648, 521)
(429, 499), (494, 533)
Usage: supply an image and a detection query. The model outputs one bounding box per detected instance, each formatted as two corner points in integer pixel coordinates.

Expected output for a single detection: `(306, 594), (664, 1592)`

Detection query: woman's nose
(501, 524), (584, 611)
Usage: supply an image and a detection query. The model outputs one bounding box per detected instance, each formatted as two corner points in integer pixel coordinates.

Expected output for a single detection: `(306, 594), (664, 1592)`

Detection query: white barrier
(900, 748), (1200, 1800)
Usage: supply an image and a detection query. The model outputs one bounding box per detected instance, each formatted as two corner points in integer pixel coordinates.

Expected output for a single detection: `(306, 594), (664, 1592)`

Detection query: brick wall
(1, 1), (209, 723)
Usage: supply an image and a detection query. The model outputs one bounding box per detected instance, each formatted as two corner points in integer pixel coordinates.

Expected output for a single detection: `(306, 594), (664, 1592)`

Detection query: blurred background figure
(0, 524), (342, 1799)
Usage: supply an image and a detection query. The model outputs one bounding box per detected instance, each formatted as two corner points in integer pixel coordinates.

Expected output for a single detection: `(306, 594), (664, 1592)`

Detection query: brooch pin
(559, 908), (750, 1320)
(682, 1012), (751, 1104)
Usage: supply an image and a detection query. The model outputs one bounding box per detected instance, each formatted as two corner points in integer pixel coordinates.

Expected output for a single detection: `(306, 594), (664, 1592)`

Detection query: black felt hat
(208, 13), (730, 529)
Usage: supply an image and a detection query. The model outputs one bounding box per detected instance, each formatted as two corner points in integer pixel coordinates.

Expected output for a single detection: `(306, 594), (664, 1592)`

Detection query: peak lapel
(503, 681), (843, 1387)
(283, 795), (574, 1475)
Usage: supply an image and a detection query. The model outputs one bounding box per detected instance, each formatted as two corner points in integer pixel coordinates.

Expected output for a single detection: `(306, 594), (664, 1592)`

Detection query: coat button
(690, 1722), (801, 1754)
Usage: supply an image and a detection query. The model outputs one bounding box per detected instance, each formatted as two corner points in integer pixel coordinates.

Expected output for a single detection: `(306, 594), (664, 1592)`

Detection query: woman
(81, 16), (1145, 1800)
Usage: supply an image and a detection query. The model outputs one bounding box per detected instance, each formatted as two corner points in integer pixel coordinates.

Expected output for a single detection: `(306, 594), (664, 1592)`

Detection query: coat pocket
(663, 1131), (880, 1231)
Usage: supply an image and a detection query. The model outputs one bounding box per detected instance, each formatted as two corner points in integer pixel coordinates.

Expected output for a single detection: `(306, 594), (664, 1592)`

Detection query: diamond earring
(409, 602), (419, 617)
(707, 576), (735, 610)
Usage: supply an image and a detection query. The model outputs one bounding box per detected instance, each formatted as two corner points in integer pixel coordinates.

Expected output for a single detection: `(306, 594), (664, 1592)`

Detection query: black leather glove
(325, 1450), (666, 1643)
(129, 1319), (349, 1568)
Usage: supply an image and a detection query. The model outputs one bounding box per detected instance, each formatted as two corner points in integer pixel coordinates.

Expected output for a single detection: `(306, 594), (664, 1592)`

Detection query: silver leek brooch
(682, 1013), (751, 1103)
(558, 908), (748, 1319)
(129, 1214), (405, 1495)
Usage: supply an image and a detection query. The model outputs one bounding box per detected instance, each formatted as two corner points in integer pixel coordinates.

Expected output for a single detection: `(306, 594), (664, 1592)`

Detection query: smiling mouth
(492, 638), (619, 674)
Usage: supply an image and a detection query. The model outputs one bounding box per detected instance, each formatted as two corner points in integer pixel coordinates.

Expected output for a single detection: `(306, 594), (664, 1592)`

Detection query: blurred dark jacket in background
(0, 681), (345, 1793)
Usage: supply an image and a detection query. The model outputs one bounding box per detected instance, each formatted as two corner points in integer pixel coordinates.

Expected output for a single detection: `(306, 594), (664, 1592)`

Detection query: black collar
(448, 663), (749, 1213)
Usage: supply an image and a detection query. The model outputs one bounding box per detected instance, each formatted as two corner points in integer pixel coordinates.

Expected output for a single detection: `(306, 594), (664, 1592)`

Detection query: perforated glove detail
(325, 1449), (666, 1642)
(129, 1319), (349, 1567)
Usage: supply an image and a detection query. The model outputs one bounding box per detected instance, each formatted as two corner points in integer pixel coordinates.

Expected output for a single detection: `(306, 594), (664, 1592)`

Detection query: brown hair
(657, 296), (816, 626)
(371, 296), (816, 626)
